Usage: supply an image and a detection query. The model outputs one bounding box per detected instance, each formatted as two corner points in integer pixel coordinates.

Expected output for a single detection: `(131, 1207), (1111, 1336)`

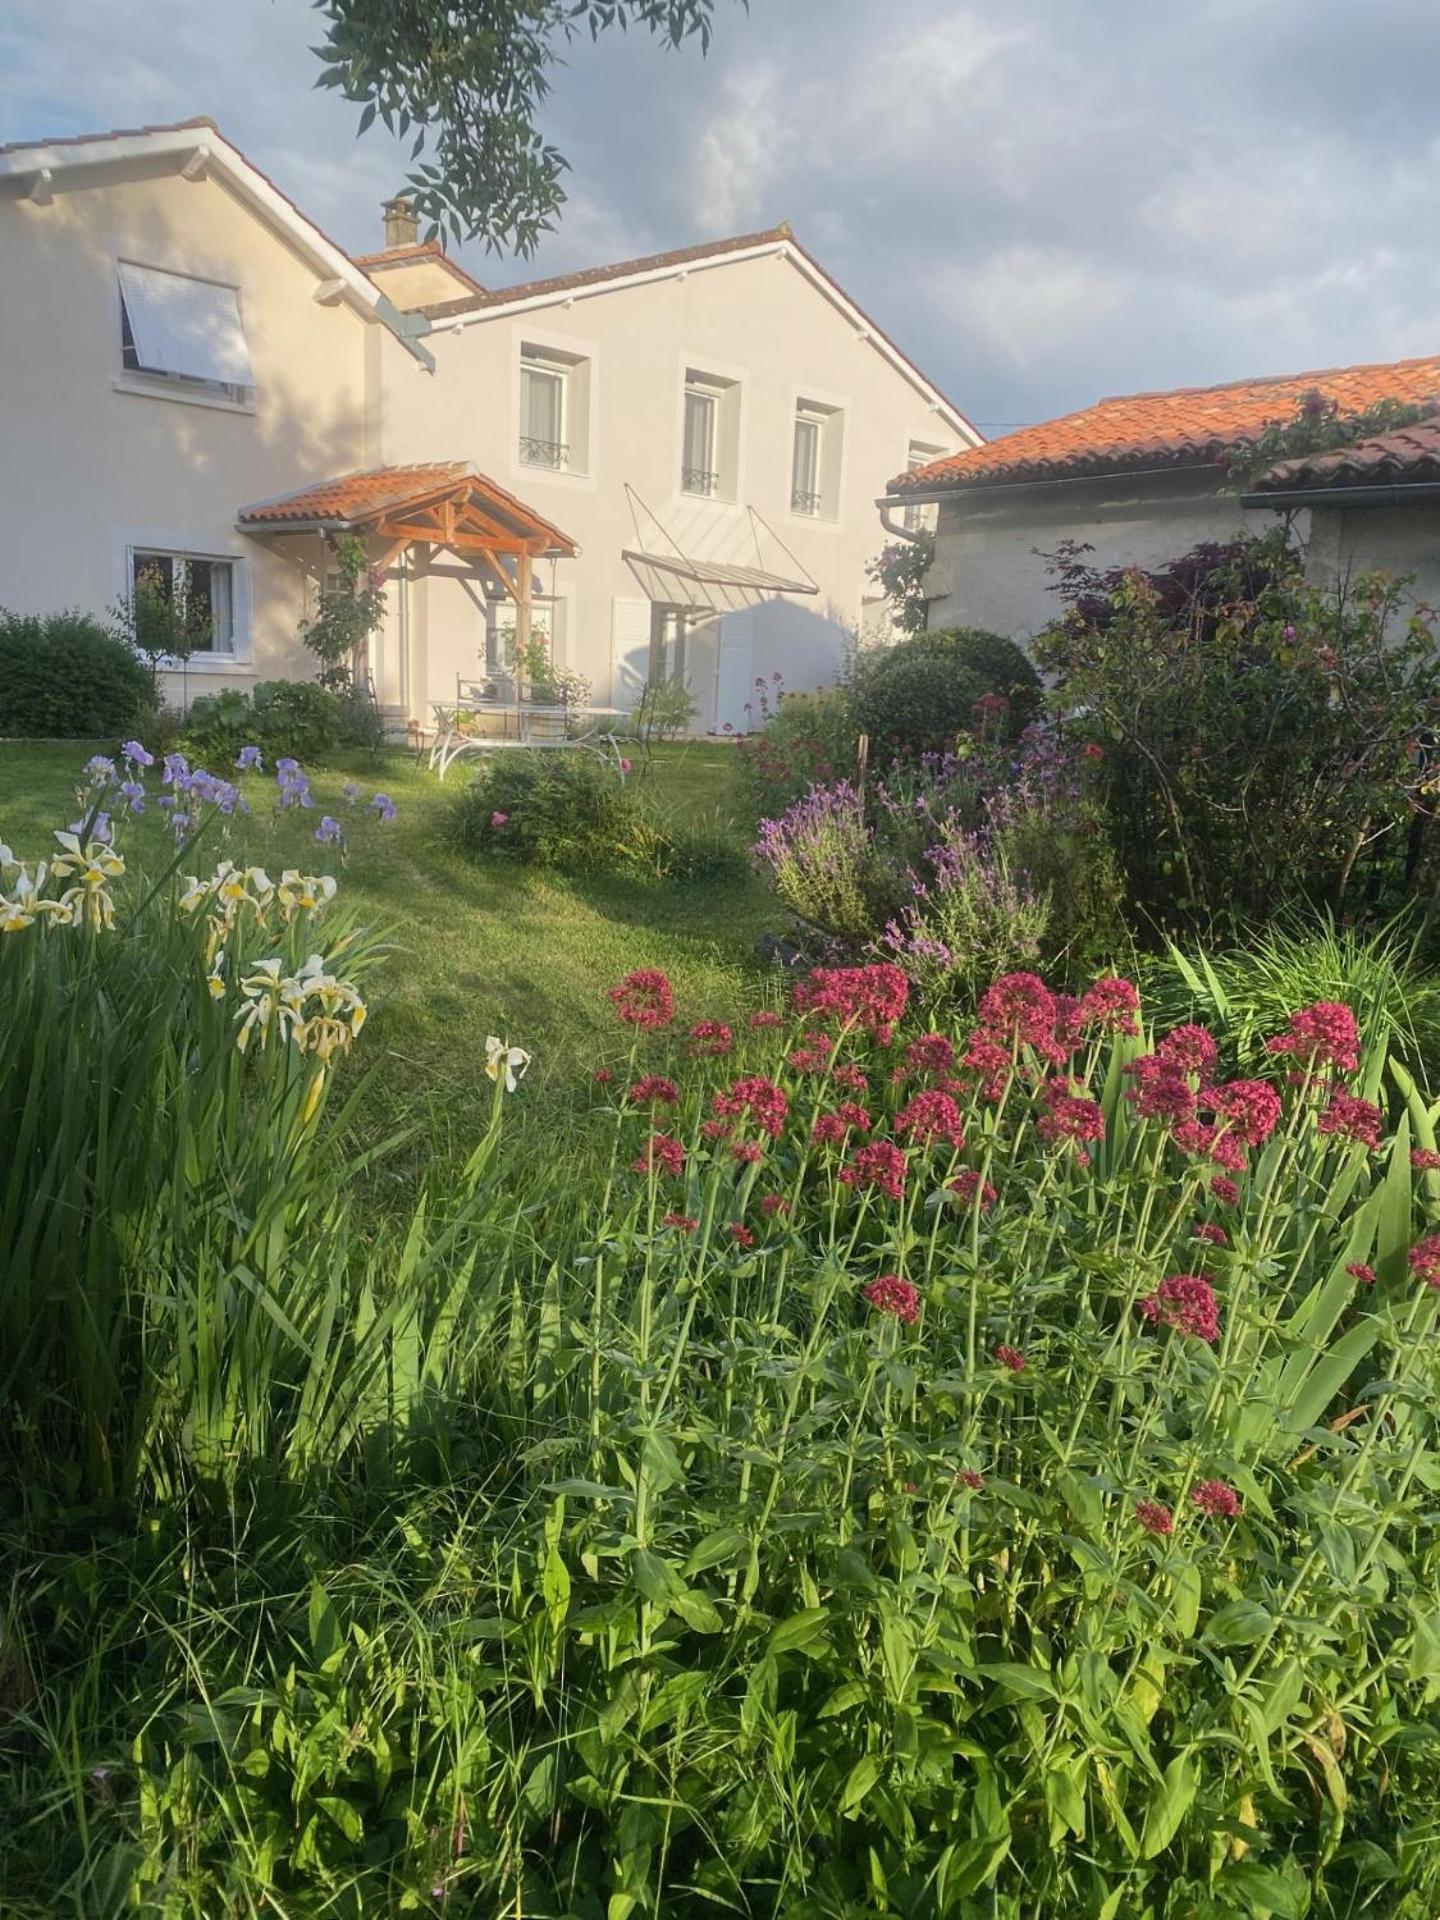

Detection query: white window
(903, 441), (946, 533)
(487, 597), (564, 676)
(130, 550), (237, 657)
(520, 359), (568, 469)
(649, 605), (692, 685)
(118, 263), (253, 402)
(682, 383), (719, 496)
(791, 410), (824, 515)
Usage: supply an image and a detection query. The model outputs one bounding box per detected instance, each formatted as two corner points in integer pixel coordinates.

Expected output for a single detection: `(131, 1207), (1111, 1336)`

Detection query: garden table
(426, 698), (629, 780)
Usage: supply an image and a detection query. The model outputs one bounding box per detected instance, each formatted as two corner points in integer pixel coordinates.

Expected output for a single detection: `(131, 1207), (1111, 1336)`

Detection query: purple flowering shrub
(755, 726), (1121, 999)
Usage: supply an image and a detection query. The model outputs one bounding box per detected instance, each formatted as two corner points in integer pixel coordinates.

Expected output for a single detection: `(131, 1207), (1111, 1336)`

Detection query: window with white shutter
(117, 262), (253, 402)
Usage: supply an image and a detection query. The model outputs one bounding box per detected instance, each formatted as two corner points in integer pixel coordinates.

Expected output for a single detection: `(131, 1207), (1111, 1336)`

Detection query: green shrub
(851, 625), (1040, 758)
(736, 680), (859, 819)
(450, 749), (642, 871)
(1037, 531), (1440, 930)
(0, 609), (155, 738)
(182, 679), (377, 764)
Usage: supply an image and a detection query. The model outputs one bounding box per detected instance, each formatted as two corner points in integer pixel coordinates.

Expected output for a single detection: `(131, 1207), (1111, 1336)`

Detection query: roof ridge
(1096, 351), (1440, 408)
(0, 115), (217, 156)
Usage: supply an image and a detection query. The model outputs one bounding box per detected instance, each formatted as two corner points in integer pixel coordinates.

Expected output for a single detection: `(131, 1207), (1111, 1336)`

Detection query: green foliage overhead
(311, 0), (744, 251)
(0, 608), (155, 738)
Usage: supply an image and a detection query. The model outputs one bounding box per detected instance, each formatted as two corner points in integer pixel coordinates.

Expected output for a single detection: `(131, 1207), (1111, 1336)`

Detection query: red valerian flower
(787, 1046), (829, 1074)
(839, 1139), (907, 1200)
(727, 1221), (755, 1247)
(1210, 1175), (1240, 1205)
(1347, 1261), (1376, 1285)
(956, 1468), (985, 1490)
(759, 1193), (791, 1217)
(1124, 1054), (1197, 1125)
(895, 1089), (966, 1150)
(949, 1168), (999, 1210)
(1317, 1089), (1384, 1150)
(1080, 742), (1104, 761)
(628, 1075), (679, 1106)
(1135, 1499), (1174, 1536)
(832, 1062), (870, 1093)
(1193, 1222), (1228, 1247)
(689, 1018), (734, 1057)
(793, 962), (909, 1041)
(1411, 1148), (1440, 1170)
(1050, 993), (1085, 1057)
(994, 1343), (1026, 1372)
(1037, 1079), (1105, 1149)
(862, 1273), (921, 1324)
(1139, 1272), (1220, 1343)
(609, 968), (675, 1030)
(700, 1117), (732, 1141)
(1079, 975), (1141, 1037)
(593, 1067), (615, 1085)
(1156, 1023), (1220, 1078)
(714, 1074), (789, 1138)
(633, 1133), (685, 1178)
(978, 971), (1056, 1049)
(1191, 1480), (1241, 1519)
(904, 1032), (955, 1075)
(961, 1034), (1012, 1102)
(749, 1009), (784, 1030)
(1209, 1079), (1283, 1148)
(731, 1140), (764, 1164)
(663, 1211), (699, 1233)
(1265, 1000), (1360, 1075)
(1408, 1234), (1440, 1287)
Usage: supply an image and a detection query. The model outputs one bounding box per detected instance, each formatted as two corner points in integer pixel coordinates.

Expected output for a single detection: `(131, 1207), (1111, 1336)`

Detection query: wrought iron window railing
(520, 435), (568, 469)
(790, 487), (823, 516)
(681, 465), (720, 497)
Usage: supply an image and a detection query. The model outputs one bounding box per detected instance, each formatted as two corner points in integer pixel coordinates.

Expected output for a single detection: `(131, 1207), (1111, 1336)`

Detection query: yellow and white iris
(277, 871), (338, 921)
(51, 832), (125, 932)
(485, 1035), (531, 1093)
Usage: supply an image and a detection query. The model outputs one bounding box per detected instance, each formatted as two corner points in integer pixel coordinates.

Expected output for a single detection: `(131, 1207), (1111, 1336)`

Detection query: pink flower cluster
(713, 1074), (789, 1138)
(811, 1103), (872, 1146)
(628, 1075), (679, 1107)
(1316, 1090), (1383, 1150)
(1139, 1272), (1220, 1344)
(633, 1132), (685, 1178)
(1265, 1000), (1360, 1074)
(863, 1273), (921, 1324)
(688, 1019), (734, 1058)
(610, 968), (676, 1031)
(1036, 1078), (1105, 1154)
(839, 1139), (907, 1200)
(949, 1169), (999, 1211)
(1192, 1479), (1241, 1519)
(793, 962), (909, 1043)
(894, 1089), (966, 1150)
(1078, 975), (1141, 1037)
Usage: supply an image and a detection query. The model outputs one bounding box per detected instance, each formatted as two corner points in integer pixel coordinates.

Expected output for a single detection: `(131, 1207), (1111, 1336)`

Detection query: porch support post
(515, 548), (533, 675)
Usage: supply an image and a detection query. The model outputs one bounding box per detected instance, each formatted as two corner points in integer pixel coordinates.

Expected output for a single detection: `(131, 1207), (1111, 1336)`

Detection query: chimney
(382, 196), (419, 250)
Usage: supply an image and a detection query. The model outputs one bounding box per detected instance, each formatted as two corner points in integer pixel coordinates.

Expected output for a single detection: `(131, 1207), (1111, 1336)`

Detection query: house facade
(881, 357), (1440, 643)
(0, 118), (976, 733)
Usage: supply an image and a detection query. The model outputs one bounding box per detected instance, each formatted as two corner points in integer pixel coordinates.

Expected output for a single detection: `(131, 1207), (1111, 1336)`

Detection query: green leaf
(1140, 1751), (1197, 1859)
(978, 1662), (1058, 1700)
(668, 1586), (723, 1634)
(1258, 1656), (1304, 1736)
(316, 1795), (363, 1843)
(766, 1607), (830, 1657)
(519, 1751), (558, 1831)
(1204, 1600), (1273, 1647)
(682, 1526), (749, 1576)
(306, 1582), (341, 1667)
(840, 1752), (884, 1815)
(629, 1548), (677, 1604)
(1219, 1861), (1305, 1918)
(640, 1429), (686, 1492)
(1408, 1609), (1440, 1682)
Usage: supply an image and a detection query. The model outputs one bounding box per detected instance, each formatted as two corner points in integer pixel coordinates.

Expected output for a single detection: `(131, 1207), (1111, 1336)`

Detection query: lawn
(0, 737), (779, 1165)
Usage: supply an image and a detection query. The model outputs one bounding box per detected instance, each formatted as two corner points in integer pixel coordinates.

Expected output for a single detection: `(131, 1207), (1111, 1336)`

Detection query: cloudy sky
(4, 0), (1439, 434)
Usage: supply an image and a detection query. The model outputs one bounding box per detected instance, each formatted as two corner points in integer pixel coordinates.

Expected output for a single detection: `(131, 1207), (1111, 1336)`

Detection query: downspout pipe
(877, 501), (928, 544)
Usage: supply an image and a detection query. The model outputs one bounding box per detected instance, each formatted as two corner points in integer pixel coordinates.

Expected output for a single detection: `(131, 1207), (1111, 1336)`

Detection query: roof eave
(881, 457), (1229, 506)
(1242, 480), (1440, 510)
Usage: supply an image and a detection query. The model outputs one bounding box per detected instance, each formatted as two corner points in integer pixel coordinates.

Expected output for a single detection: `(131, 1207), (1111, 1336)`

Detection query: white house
(0, 117), (978, 734)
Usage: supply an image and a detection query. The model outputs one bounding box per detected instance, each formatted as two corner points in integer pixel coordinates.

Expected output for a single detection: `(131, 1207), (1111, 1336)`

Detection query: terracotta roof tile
(1252, 415), (1440, 493)
(417, 224), (795, 320)
(0, 116), (217, 156)
(237, 464), (577, 556)
(894, 356), (1440, 494)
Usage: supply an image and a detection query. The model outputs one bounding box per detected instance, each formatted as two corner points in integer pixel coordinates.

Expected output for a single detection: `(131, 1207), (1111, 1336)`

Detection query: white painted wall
(381, 250), (965, 726)
(0, 163), (389, 707)
(923, 470), (1284, 644)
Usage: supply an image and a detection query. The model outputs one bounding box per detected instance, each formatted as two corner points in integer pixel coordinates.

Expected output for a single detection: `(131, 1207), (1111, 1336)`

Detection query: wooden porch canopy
(237, 462), (577, 622)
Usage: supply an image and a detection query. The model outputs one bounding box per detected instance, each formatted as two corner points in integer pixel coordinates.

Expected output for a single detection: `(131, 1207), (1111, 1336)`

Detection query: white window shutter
(118, 263), (253, 386)
(610, 597), (652, 710)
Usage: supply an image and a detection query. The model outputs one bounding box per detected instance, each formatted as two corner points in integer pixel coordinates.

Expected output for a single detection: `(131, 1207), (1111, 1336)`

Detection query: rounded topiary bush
(450, 750), (642, 872)
(0, 609), (156, 738)
(852, 626), (1040, 758)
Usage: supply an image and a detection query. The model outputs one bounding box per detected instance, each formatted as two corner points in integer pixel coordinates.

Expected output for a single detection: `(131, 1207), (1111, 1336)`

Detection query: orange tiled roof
(1251, 415), (1440, 493)
(894, 355), (1440, 495)
(238, 464), (577, 554)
